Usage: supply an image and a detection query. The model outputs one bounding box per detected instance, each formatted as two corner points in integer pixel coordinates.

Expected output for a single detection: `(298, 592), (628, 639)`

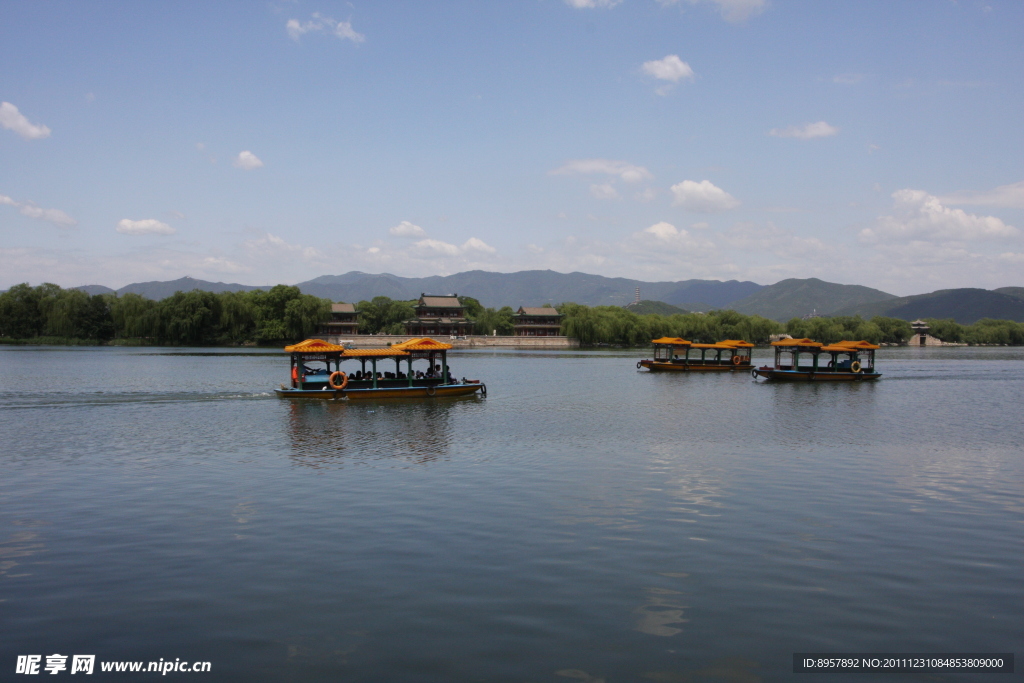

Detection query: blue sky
(2, 0), (1022, 295)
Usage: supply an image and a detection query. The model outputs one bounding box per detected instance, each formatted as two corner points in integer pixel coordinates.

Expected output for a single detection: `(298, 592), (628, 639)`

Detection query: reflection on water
(284, 399), (457, 468)
(634, 586), (689, 636)
(0, 521), (47, 580)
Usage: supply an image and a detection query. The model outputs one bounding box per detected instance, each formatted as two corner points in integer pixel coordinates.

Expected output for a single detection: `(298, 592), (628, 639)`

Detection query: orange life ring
(731, 355), (743, 366)
(850, 361), (862, 373)
(329, 371), (348, 390)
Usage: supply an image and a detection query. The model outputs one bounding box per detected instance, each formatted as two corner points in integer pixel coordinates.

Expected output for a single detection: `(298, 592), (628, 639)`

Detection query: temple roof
(331, 302), (356, 313)
(517, 307), (561, 316)
(419, 295), (461, 307)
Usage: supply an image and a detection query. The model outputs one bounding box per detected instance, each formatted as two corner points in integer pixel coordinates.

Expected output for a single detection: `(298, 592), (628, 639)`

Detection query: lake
(1, 345), (1021, 681)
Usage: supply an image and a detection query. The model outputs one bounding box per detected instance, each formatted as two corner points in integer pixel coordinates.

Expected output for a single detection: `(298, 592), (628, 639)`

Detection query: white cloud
(860, 189), (1018, 244)
(0, 102), (51, 140)
(670, 179), (739, 212)
(635, 188), (658, 202)
(243, 232), (321, 261)
(198, 256), (247, 274)
(550, 159), (653, 183)
(590, 183), (620, 200)
(233, 151), (264, 170)
(623, 221), (720, 274)
(0, 193), (76, 228)
(116, 219), (175, 235)
(644, 221), (683, 241)
(389, 220), (427, 238)
(642, 55), (695, 83)
(287, 14), (365, 43)
(661, 0), (766, 22)
(414, 237), (495, 256)
(564, 0), (622, 8)
(940, 180), (1024, 209)
(462, 237), (497, 253)
(769, 121), (839, 139)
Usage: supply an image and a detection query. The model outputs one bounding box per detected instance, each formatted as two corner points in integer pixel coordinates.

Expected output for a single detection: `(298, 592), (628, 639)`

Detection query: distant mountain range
(296, 270), (761, 309)
(727, 278), (898, 322)
(75, 277), (267, 299)
(64, 271), (1024, 324)
(833, 288), (1024, 324)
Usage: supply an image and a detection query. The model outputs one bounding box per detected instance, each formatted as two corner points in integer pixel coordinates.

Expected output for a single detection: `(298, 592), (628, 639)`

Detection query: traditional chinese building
(512, 306), (563, 337)
(403, 294), (474, 337)
(320, 302), (359, 337)
(910, 319), (942, 346)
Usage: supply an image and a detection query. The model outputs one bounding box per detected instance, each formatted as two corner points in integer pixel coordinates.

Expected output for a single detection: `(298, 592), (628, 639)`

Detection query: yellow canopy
(720, 339), (755, 348)
(284, 338), (347, 354)
(771, 338), (823, 347)
(651, 337), (691, 345)
(341, 348), (410, 357)
(833, 339), (880, 350)
(691, 343), (737, 349)
(391, 337), (454, 351)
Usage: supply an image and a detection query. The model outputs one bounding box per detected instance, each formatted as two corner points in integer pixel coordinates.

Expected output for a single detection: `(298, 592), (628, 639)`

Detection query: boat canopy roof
(771, 338), (823, 348)
(651, 337), (691, 345)
(284, 338), (347, 354)
(341, 347), (410, 358)
(720, 339), (755, 348)
(392, 337), (453, 351)
(691, 343), (738, 349)
(833, 339), (880, 350)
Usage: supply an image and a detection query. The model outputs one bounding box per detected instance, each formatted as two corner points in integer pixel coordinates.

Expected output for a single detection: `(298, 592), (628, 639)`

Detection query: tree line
(2, 283), (1023, 346)
(0, 283), (330, 345)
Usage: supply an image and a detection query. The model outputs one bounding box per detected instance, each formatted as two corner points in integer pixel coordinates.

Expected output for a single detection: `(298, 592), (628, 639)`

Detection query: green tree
(356, 296), (415, 334)
(0, 283), (46, 338)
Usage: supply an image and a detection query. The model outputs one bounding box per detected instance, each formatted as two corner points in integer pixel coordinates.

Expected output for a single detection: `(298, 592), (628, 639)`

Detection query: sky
(2, 0), (1023, 296)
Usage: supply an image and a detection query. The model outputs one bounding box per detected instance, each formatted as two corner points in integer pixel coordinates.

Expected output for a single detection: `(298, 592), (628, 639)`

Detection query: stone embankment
(325, 334), (579, 349)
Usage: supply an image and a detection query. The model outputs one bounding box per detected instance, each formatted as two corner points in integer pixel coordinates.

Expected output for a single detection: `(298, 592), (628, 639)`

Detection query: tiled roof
(331, 303), (356, 313)
(284, 338), (347, 353)
(517, 307), (561, 316)
(771, 338), (823, 347)
(392, 337), (454, 351)
(420, 295), (461, 307)
(341, 348), (410, 357)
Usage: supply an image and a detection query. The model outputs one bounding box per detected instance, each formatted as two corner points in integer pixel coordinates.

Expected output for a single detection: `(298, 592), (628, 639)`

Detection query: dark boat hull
(752, 367), (880, 382)
(275, 383), (485, 399)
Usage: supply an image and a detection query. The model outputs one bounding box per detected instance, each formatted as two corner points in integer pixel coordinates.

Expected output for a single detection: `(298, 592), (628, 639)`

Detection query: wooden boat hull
(639, 360), (750, 372)
(275, 383), (486, 400)
(752, 367), (880, 382)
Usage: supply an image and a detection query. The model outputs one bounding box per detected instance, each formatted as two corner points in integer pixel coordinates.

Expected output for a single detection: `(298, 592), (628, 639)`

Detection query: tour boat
(637, 337), (754, 372)
(274, 338), (486, 399)
(751, 338), (881, 381)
